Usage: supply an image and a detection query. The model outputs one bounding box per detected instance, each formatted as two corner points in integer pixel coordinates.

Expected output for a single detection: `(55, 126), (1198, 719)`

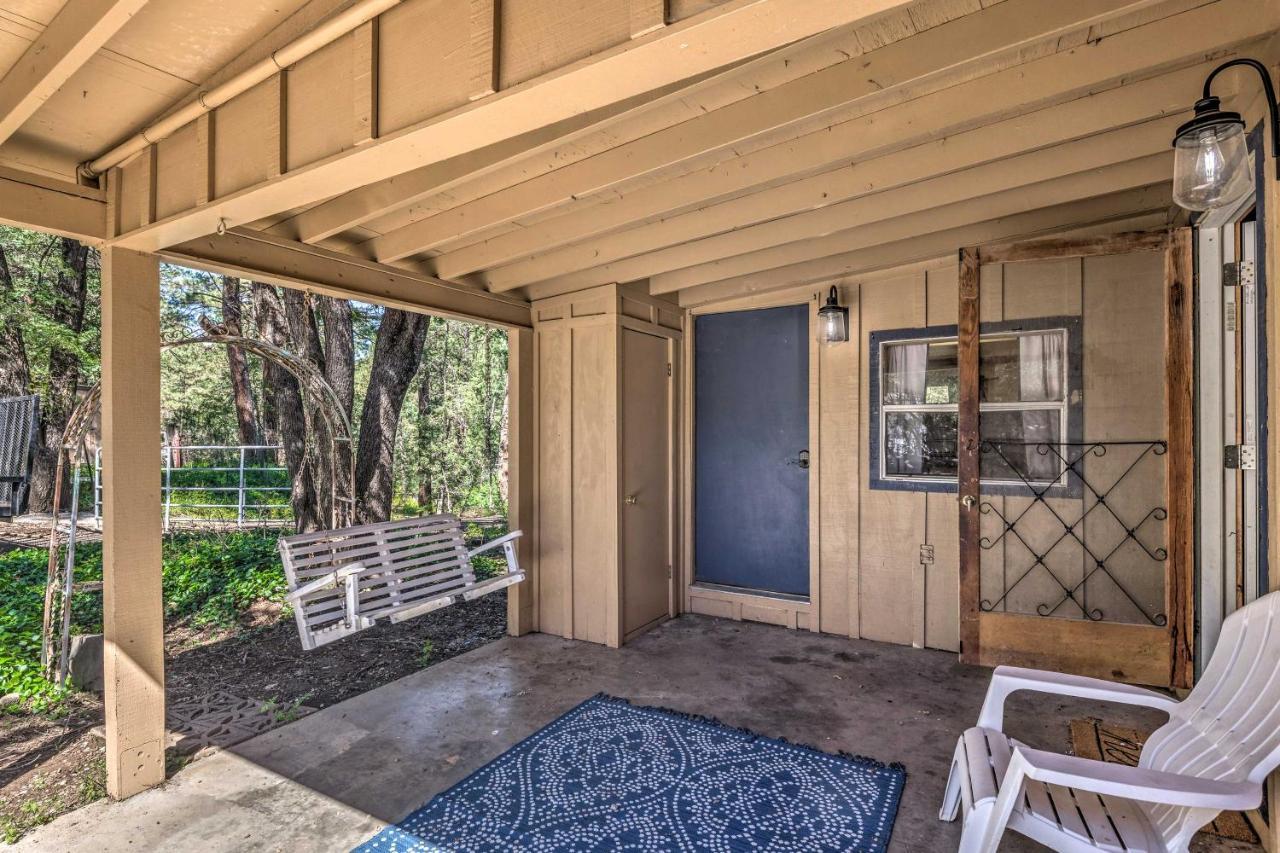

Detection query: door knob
(960, 494), (977, 510)
(626, 494), (638, 505)
(798, 449), (810, 469)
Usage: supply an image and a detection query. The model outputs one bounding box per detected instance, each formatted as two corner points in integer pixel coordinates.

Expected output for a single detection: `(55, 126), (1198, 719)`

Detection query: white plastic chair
(940, 590), (1280, 852)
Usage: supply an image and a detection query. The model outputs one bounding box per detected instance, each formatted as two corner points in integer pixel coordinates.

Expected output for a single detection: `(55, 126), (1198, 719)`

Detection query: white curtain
(885, 343), (928, 473)
(1019, 333), (1064, 402)
(885, 343), (928, 404)
(1018, 333), (1065, 481)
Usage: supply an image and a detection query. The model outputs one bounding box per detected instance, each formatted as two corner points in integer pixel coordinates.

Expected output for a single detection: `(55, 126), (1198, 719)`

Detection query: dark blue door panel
(694, 305), (810, 596)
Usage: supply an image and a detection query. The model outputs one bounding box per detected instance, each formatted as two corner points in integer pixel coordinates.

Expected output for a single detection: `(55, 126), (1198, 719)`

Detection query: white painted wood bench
(940, 590), (1280, 853)
(279, 514), (523, 650)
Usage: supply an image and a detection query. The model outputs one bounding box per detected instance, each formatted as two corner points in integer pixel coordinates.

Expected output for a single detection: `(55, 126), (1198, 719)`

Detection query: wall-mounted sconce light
(1172, 58), (1278, 212)
(817, 286), (849, 346)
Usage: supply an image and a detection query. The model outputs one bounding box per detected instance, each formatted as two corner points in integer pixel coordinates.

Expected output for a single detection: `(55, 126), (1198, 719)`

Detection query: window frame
(868, 316), (1083, 497)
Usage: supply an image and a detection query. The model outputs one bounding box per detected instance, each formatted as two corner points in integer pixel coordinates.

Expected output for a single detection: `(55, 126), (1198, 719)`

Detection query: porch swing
(41, 330), (522, 679)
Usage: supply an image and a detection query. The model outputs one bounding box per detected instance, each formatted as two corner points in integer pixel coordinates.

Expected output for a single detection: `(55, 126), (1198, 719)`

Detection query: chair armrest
(977, 666), (1178, 731)
(467, 530), (523, 559)
(1010, 745), (1261, 811)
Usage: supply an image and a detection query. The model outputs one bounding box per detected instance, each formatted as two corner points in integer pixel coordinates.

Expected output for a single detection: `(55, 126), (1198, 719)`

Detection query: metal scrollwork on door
(977, 440), (1168, 626)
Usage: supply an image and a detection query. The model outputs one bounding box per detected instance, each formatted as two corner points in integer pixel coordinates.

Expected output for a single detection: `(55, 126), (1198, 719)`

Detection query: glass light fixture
(817, 286), (848, 346)
(1171, 59), (1278, 213)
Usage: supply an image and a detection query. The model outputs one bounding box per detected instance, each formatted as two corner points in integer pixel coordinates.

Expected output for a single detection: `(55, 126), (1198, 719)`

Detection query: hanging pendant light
(1171, 59), (1278, 212)
(817, 286), (848, 346)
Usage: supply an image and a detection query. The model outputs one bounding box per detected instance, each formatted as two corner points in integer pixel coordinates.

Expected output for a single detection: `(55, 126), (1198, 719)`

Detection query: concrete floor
(18, 615), (1181, 852)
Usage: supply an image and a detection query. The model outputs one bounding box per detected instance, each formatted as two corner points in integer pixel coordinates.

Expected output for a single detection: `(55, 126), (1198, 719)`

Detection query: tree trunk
(415, 317), (434, 510)
(220, 276), (260, 447)
(279, 289), (336, 527)
(251, 285), (280, 447)
(251, 282), (323, 532)
(320, 297), (355, 423)
(0, 245), (31, 398)
(355, 308), (429, 524)
(29, 239), (90, 512)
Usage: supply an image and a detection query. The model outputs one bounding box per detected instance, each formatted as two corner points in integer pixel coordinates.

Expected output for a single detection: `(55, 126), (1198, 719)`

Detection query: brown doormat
(1069, 718), (1260, 845)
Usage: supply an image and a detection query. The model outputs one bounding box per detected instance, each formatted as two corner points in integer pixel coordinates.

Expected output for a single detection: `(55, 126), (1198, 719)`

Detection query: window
(872, 321), (1078, 492)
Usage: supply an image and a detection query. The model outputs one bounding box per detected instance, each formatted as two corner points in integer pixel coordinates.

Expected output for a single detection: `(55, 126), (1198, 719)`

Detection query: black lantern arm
(1203, 58), (1280, 175)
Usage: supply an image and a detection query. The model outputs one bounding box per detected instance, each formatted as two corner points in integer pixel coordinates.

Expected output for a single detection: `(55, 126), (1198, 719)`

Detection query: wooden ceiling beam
(438, 1), (1267, 285)
(368, 0), (1176, 266)
(651, 152), (1172, 293)
(109, 0), (930, 253)
(672, 184), (1172, 307)
(0, 166), (107, 242)
(0, 0), (151, 146)
(163, 229), (530, 328)
(265, 76), (722, 245)
(482, 105), (1186, 293)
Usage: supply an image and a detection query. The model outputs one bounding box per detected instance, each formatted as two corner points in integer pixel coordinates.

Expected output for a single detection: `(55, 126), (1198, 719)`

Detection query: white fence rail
(93, 445), (292, 531)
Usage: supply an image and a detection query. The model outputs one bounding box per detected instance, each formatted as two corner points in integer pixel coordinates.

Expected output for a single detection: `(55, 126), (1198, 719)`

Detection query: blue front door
(694, 305), (810, 596)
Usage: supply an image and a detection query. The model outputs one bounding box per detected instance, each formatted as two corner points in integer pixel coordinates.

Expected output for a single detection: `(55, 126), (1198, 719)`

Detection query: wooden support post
(957, 246), (981, 665)
(1164, 227), (1195, 691)
(507, 326), (536, 636)
(100, 247), (165, 800)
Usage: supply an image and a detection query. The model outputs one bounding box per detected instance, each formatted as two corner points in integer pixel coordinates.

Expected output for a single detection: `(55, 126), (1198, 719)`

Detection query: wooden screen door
(956, 229), (1195, 689)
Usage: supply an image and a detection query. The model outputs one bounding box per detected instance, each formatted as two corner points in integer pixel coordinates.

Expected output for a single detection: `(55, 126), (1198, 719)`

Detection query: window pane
(883, 341), (958, 404)
(885, 411), (957, 477)
(980, 331), (1066, 404)
(980, 409), (1063, 483)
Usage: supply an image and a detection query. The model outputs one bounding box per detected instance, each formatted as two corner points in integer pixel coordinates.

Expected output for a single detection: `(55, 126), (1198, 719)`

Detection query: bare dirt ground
(0, 593), (506, 843)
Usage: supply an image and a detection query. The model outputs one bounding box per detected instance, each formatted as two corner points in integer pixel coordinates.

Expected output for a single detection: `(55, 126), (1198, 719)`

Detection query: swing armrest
(286, 562), (373, 602)
(468, 530), (523, 559)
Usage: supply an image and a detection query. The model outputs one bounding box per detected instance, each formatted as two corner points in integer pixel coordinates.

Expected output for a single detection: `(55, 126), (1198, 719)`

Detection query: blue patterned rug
(355, 694), (905, 852)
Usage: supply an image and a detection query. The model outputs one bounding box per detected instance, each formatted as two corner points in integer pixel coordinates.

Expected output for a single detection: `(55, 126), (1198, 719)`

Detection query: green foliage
(0, 534), (287, 710)
(159, 534), (286, 627)
(417, 639), (436, 668)
(403, 319), (509, 517)
(0, 548), (76, 711)
(0, 225), (102, 394)
(259, 693), (312, 724)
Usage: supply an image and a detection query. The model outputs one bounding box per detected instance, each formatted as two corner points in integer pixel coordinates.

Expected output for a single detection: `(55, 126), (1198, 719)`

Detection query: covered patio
(2, 0), (1280, 848)
(11, 616), (1175, 851)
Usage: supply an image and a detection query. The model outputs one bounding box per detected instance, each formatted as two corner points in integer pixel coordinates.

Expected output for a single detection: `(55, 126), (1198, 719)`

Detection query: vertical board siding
(377, 0), (473, 135)
(499, 0), (631, 88)
(858, 271), (927, 646)
(536, 326), (572, 637)
(570, 323), (616, 644)
(286, 31), (356, 171)
(818, 283), (859, 636)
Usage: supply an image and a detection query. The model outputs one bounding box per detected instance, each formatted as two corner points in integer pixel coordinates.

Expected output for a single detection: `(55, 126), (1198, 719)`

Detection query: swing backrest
(279, 514), (478, 650)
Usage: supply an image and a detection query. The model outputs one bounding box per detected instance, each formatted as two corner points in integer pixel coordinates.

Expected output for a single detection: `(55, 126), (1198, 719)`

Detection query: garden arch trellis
(39, 330), (355, 684)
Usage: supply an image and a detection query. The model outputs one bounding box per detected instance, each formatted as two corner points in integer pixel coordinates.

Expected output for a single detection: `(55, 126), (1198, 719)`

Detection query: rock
(0, 692), (20, 707)
(68, 633), (105, 693)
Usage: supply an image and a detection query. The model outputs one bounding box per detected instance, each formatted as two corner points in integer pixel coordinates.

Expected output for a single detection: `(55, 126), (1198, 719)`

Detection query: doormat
(356, 694), (906, 852)
(1069, 718), (1259, 845)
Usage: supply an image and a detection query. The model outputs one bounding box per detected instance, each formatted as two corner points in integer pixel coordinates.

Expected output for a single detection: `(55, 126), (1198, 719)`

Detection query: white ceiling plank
(0, 0), (151, 146)
(672, 184), (1172, 306)
(652, 153), (1172, 293)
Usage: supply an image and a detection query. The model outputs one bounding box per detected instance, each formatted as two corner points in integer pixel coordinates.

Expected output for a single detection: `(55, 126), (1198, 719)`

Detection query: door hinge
(1225, 444), (1257, 470)
(1223, 260), (1256, 289)
(666, 362), (672, 377)
(919, 544), (935, 565)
